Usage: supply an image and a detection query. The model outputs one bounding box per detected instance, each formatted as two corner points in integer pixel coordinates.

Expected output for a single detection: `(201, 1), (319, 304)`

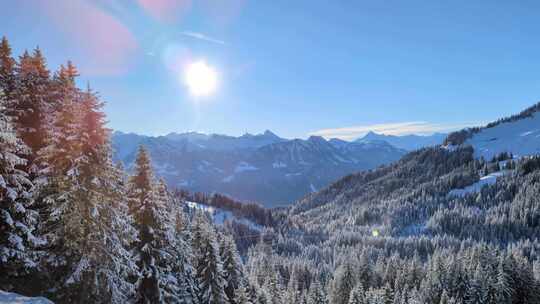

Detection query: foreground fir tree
(39, 78), (137, 303)
(193, 214), (227, 304)
(0, 89), (40, 291)
(128, 146), (192, 303)
(219, 233), (244, 303)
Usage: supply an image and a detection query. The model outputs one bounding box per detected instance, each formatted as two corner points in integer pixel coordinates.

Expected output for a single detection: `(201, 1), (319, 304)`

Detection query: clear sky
(2, 0), (540, 140)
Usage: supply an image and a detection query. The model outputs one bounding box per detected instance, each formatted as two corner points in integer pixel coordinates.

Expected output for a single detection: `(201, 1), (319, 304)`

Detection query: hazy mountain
(162, 130), (286, 151)
(112, 131), (406, 207)
(355, 131), (447, 150)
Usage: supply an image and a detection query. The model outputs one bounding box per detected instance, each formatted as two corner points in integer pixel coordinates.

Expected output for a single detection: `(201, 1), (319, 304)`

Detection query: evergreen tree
(0, 37), (16, 100)
(128, 146), (177, 303)
(234, 283), (252, 304)
(348, 284), (366, 304)
(40, 83), (137, 303)
(308, 282), (328, 304)
(12, 47), (52, 167)
(194, 217), (227, 304)
(0, 89), (40, 291)
(330, 262), (356, 304)
(220, 233), (243, 303)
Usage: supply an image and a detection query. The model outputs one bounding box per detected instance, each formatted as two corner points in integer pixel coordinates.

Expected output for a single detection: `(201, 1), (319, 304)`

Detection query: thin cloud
(181, 31), (226, 45)
(309, 121), (480, 141)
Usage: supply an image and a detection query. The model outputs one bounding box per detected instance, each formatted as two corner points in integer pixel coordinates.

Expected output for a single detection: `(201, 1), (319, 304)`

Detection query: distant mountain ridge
(112, 130), (416, 206)
(355, 131), (447, 150)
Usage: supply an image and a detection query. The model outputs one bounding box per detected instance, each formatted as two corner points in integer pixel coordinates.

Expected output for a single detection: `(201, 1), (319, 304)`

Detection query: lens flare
(183, 60), (218, 97)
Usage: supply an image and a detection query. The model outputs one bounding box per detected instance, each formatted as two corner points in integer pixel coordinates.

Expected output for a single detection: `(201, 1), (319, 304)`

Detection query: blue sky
(2, 0), (540, 140)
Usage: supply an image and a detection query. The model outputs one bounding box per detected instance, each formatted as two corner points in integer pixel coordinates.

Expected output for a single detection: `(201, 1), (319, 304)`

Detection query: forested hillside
(245, 141), (540, 303)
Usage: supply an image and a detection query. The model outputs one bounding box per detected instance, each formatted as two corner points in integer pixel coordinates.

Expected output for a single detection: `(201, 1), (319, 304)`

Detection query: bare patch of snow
(448, 171), (510, 197)
(0, 290), (53, 303)
(185, 201), (262, 231)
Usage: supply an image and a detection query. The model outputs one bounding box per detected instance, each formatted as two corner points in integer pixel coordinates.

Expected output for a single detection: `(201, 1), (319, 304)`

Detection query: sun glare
(183, 60), (218, 97)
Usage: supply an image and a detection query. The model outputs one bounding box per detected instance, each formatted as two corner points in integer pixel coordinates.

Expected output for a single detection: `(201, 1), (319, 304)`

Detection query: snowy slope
(0, 291), (53, 304)
(448, 171), (509, 197)
(465, 112), (540, 159)
(185, 201), (262, 231)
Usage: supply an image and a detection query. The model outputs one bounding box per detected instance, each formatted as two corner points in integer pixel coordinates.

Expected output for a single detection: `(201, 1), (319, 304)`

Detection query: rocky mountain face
(112, 131), (407, 207)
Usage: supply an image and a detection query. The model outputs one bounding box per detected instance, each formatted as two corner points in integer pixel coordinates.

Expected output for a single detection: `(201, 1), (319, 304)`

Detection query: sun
(183, 60), (218, 97)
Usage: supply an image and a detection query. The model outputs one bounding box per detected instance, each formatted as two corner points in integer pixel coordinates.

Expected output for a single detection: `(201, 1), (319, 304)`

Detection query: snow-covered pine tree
(329, 262), (356, 304)
(0, 88), (39, 291)
(154, 178), (196, 303)
(308, 281), (328, 304)
(234, 282), (252, 304)
(194, 216), (227, 304)
(219, 233), (244, 303)
(128, 146), (170, 303)
(0, 37), (16, 102)
(40, 83), (137, 303)
(264, 269), (284, 304)
(12, 47), (52, 169)
(348, 284), (366, 304)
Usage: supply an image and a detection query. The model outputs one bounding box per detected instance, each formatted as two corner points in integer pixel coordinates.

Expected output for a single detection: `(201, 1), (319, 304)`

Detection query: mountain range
(112, 130), (444, 207)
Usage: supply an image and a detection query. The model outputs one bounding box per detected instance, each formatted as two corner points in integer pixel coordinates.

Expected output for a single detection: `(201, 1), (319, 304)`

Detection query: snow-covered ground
(448, 170), (510, 197)
(0, 291), (53, 304)
(465, 112), (540, 160)
(185, 201), (262, 231)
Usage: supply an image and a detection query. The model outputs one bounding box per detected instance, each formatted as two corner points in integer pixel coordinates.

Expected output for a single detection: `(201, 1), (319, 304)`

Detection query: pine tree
(348, 284), (366, 304)
(220, 233), (243, 303)
(308, 282), (328, 304)
(12, 47), (52, 167)
(194, 216), (227, 304)
(39, 83), (137, 303)
(330, 262), (356, 304)
(495, 258), (513, 304)
(0, 37), (16, 100)
(128, 146), (176, 303)
(234, 283), (253, 304)
(264, 270), (283, 304)
(0, 89), (40, 291)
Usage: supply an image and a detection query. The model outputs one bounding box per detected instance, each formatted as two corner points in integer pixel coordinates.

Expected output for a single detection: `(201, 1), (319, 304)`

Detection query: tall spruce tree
(128, 146), (193, 303)
(220, 233), (244, 303)
(0, 89), (40, 291)
(194, 216), (227, 304)
(39, 79), (137, 303)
